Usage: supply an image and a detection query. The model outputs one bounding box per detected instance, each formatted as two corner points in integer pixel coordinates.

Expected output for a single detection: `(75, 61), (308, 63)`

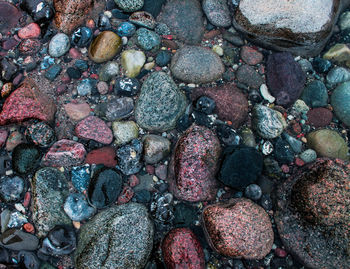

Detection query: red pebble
(23, 223), (35, 233)
(145, 165), (155, 175)
(240, 46), (264, 65)
(23, 192), (31, 207)
(155, 66), (162, 71)
(69, 48), (82, 59)
(162, 228), (205, 269)
(275, 247), (288, 258)
(162, 35), (173, 40)
(281, 164), (290, 173)
(0, 129), (8, 148)
(128, 175), (140, 187)
(295, 158), (305, 167)
(90, 73), (99, 79)
(117, 186), (134, 204)
(18, 23), (41, 39)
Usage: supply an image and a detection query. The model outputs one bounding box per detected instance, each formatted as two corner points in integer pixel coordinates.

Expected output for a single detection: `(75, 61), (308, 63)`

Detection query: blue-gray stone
(77, 79), (94, 96)
(45, 64), (62, 81)
(0, 176), (24, 202)
(116, 139), (143, 175)
(74, 60), (89, 71)
(117, 22), (136, 37)
(331, 81), (350, 126)
(64, 193), (95, 222)
(326, 67), (350, 84)
(136, 28), (160, 51)
(71, 165), (91, 192)
(49, 33), (70, 58)
(301, 80), (328, 108)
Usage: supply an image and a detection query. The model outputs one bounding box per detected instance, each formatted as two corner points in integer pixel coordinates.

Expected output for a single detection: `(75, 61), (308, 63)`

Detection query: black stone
(155, 50), (172, 67)
(74, 59), (89, 71)
(0, 247), (9, 264)
(215, 124), (241, 146)
(192, 110), (212, 128)
(195, 96), (215, 114)
(18, 251), (40, 269)
(173, 203), (198, 228)
(274, 138), (294, 164)
(248, 89), (263, 103)
(135, 190), (151, 203)
(21, 0), (54, 23)
(111, 8), (130, 19)
(71, 27), (93, 48)
(219, 146), (263, 189)
(142, 0), (166, 17)
(244, 184), (262, 200)
(116, 139), (143, 176)
(98, 14), (111, 30)
(260, 194), (273, 210)
(0, 58), (18, 81)
(88, 168), (123, 208)
(12, 144), (41, 174)
(114, 77), (140, 96)
(312, 57), (331, 73)
(66, 67), (81, 79)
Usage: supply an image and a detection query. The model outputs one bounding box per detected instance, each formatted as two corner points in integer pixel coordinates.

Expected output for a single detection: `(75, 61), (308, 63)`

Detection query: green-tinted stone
(12, 144), (41, 174)
(331, 81), (350, 126)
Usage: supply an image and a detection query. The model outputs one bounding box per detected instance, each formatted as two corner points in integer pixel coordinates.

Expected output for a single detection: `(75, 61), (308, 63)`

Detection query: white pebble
(260, 84), (275, 103)
(15, 203), (26, 213)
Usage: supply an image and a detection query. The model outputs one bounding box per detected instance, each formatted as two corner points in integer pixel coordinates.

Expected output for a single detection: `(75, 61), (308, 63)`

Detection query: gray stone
(301, 80), (328, 108)
(32, 168), (71, 237)
(75, 203), (154, 269)
(252, 105), (287, 139)
(136, 28), (160, 51)
(135, 72), (187, 131)
(331, 81), (350, 126)
(171, 46), (225, 84)
(299, 149), (317, 163)
(202, 0), (231, 27)
(114, 0), (144, 12)
(106, 97), (134, 121)
(64, 193), (95, 222)
(143, 135), (171, 164)
(339, 11), (350, 31)
(77, 79), (94, 96)
(0, 229), (39, 251)
(49, 33), (70, 58)
(326, 67), (350, 84)
(98, 61), (119, 82)
(112, 121), (139, 145)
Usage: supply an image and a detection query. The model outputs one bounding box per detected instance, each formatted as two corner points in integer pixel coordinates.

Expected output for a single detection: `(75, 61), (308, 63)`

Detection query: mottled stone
(142, 134), (171, 164)
(64, 102), (91, 121)
(301, 80), (328, 108)
(236, 64), (264, 88)
(203, 198), (273, 259)
(114, 0), (144, 12)
(18, 23), (41, 39)
(202, 0), (231, 27)
(331, 81), (350, 126)
(75, 116), (113, 144)
(307, 108), (333, 127)
(168, 125), (221, 202)
(0, 2), (22, 34)
(88, 31), (122, 63)
(48, 33), (70, 58)
(240, 46), (264, 65)
(121, 50), (146, 78)
(112, 121), (139, 145)
(323, 43), (350, 68)
(129, 11), (156, 29)
(24, 122), (53, 147)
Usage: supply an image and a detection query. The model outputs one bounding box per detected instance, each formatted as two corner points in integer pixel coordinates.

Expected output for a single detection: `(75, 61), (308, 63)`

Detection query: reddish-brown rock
(85, 146), (118, 167)
(0, 79), (56, 126)
(64, 102), (91, 121)
(41, 139), (86, 167)
(162, 228), (205, 269)
(54, 0), (94, 34)
(75, 116), (113, 144)
(18, 23), (41, 39)
(191, 84), (248, 128)
(307, 108), (333, 127)
(240, 46), (264, 65)
(168, 125), (221, 202)
(202, 198), (274, 259)
(18, 39), (41, 55)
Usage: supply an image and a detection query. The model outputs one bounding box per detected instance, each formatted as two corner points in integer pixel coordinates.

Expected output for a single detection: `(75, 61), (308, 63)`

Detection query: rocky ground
(0, 0), (349, 268)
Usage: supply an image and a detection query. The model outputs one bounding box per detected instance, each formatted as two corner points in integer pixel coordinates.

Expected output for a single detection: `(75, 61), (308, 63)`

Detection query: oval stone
(331, 81), (350, 127)
(75, 116), (113, 144)
(168, 125), (221, 202)
(88, 31), (122, 63)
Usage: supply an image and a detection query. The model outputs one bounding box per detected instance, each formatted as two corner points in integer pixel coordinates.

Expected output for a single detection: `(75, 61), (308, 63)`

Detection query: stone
(266, 52), (306, 107)
(112, 121), (139, 145)
(45, 64), (62, 81)
(275, 158), (350, 268)
(0, 229), (39, 251)
(18, 23), (41, 39)
(236, 64), (264, 89)
(219, 146), (263, 189)
(312, 57), (332, 73)
(323, 43), (350, 68)
(32, 167), (71, 237)
(104, 96), (134, 121)
(71, 165), (91, 192)
(203, 198), (273, 259)
(77, 79), (95, 96)
(233, 0), (347, 57)
(0, 2), (22, 34)
(114, 0), (144, 12)
(142, 0), (165, 17)
(85, 147), (118, 168)
(54, 0), (94, 34)
(18, 38), (41, 55)
(168, 125), (221, 202)
(75, 203), (154, 269)
(299, 149), (317, 163)
(143, 135), (171, 164)
(98, 61), (119, 82)
(121, 50), (146, 78)
(135, 72), (187, 131)
(0, 176), (25, 203)
(64, 102), (90, 121)
(114, 77), (140, 96)
(12, 144), (41, 174)
(252, 104), (287, 139)
(97, 81), (109, 95)
(0, 79), (56, 126)
(245, 184), (262, 201)
(129, 11), (156, 29)
(0, 130), (8, 148)
(339, 11), (350, 30)
(307, 129), (348, 160)
(88, 31), (122, 63)
(64, 193), (95, 221)
(5, 131), (24, 152)
(155, 50), (172, 67)
(171, 46), (225, 84)
(117, 22), (136, 37)
(307, 108), (333, 127)
(162, 228), (205, 269)
(42, 139), (86, 167)
(158, 0), (204, 44)
(116, 139), (143, 175)
(326, 66), (350, 84)
(71, 27), (93, 48)
(202, 0), (231, 27)
(240, 46), (264, 65)
(48, 33), (70, 58)
(301, 80), (328, 108)
(136, 28), (160, 50)
(274, 138), (294, 164)
(191, 84), (248, 128)
(331, 81), (350, 126)
(75, 116), (113, 144)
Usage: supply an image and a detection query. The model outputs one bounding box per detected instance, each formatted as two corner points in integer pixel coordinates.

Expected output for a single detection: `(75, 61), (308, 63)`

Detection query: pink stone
(117, 186), (134, 204)
(0, 129), (8, 148)
(18, 23), (41, 39)
(275, 247), (288, 258)
(145, 165), (155, 175)
(85, 146), (118, 167)
(240, 46), (264, 65)
(69, 48), (82, 59)
(5, 131), (24, 151)
(128, 175), (140, 187)
(75, 116), (113, 144)
(64, 102), (91, 121)
(155, 164), (167, 180)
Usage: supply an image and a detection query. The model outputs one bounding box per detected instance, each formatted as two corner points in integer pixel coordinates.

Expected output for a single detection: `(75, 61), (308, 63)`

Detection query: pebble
(97, 81), (109, 95)
(121, 50), (146, 78)
(112, 120), (139, 145)
(299, 149), (317, 163)
(74, 59), (89, 71)
(236, 64), (264, 88)
(114, 77), (140, 96)
(75, 116), (113, 145)
(129, 11), (156, 29)
(0, 229), (39, 251)
(88, 31), (122, 63)
(66, 67), (81, 79)
(307, 108), (333, 127)
(301, 80), (328, 108)
(260, 84), (276, 103)
(0, 176), (24, 202)
(114, 0), (144, 12)
(18, 251), (40, 268)
(0, 130), (8, 148)
(326, 66), (350, 84)
(136, 28), (161, 50)
(116, 139), (143, 175)
(12, 144), (41, 174)
(18, 23), (41, 39)
(77, 79), (94, 96)
(202, 0), (231, 27)
(64, 102), (91, 121)
(323, 43), (350, 68)
(49, 33), (70, 58)
(331, 81), (350, 126)
(245, 184), (263, 200)
(71, 27), (93, 48)
(71, 165), (91, 192)
(240, 46), (264, 65)
(274, 138), (294, 164)
(99, 61), (119, 82)
(45, 64), (62, 81)
(142, 134), (171, 164)
(104, 96), (134, 121)
(85, 147), (118, 168)
(195, 96), (216, 115)
(312, 57), (331, 73)
(155, 50), (171, 66)
(117, 22), (136, 37)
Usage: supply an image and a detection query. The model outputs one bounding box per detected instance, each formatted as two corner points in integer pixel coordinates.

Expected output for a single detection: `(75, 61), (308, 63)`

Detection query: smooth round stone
(12, 144), (41, 174)
(299, 149), (317, 163)
(64, 102), (90, 122)
(64, 193), (95, 222)
(307, 129), (348, 160)
(71, 27), (93, 48)
(88, 31), (122, 63)
(331, 81), (350, 126)
(75, 116), (113, 145)
(121, 50), (146, 78)
(97, 81), (109, 95)
(114, 0), (144, 12)
(25, 122), (55, 147)
(202, 0), (231, 27)
(245, 184), (262, 201)
(129, 11), (156, 29)
(155, 50), (171, 67)
(136, 28), (161, 51)
(252, 104), (287, 139)
(77, 79), (94, 96)
(116, 139), (143, 175)
(49, 33), (70, 58)
(0, 229), (39, 251)
(143, 134), (171, 164)
(114, 77), (140, 96)
(326, 67), (350, 84)
(105, 96), (134, 121)
(98, 61), (119, 82)
(0, 176), (25, 202)
(117, 22), (136, 37)
(112, 121), (139, 145)
(301, 80), (328, 108)
(75, 203), (153, 269)
(307, 108), (333, 127)
(135, 72), (187, 131)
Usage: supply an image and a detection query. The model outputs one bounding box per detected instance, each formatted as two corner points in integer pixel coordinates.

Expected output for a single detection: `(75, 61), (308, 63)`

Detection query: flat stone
(171, 46), (224, 84)
(75, 116), (113, 144)
(307, 108), (333, 127)
(323, 43), (350, 68)
(64, 102), (91, 121)
(236, 64), (264, 89)
(85, 146), (118, 167)
(112, 121), (139, 145)
(301, 80), (328, 108)
(0, 2), (22, 34)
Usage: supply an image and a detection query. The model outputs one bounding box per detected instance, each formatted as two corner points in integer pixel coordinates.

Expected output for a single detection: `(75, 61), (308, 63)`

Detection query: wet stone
(75, 116), (113, 145)
(326, 66), (350, 84)
(98, 61), (119, 82)
(236, 64), (264, 89)
(67, 67), (81, 79)
(0, 2), (22, 34)
(114, 0), (144, 12)
(301, 80), (328, 108)
(77, 79), (95, 96)
(136, 28), (161, 51)
(307, 108), (333, 127)
(71, 165), (91, 192)
(64, 193), (95, 221)
(142, 134), (171, 164)
(155, 50), (172, 67)
(274, 138), (294, 164)
(88, 31), (122, 63)
(105, 96), (134, 121)
(202, 0), (231, 27)
(245, 184), (262, 201)
(25, 122), (55, 148)
(117, 22), (136, 37)
(112, 121), (139, 145)
(12, 144), (41, 174)
(114, 77), (140, 96)
(45, 64), (62, 81)
(17, 251), (40, 269)
(331, 81), (350, 126)
(71, 27), (93, 48)
(85, 147), (118, 168)
(116, 139), (143, 175)
(49, 33), (70, 58)
(0, 176), (25, 203)
(0, 229), (39, 251)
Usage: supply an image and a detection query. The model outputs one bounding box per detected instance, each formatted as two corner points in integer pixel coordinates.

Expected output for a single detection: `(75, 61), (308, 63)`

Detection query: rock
(136, 28), (160, 50)
(0, 2), (22, 34)
(331, 81), (350, 126)
(116, 139), (143, 175)
(85, 147), (118, 168)
(32, 167), (71, 237)
(143, 135), (171, 164)
(71, 165), (91, 192)
(301, 80), (328, 108)
(203, 198), (273, 259)
(71, 27), (93, 48)
(326, 66), (350, 84)
(312, 57), (332, 73)
(191, 84), (248, 128)
(54, 0), (94, 34)
(64, 102), (90, 121)
(219, 146), (263, 189)
(266, 52), (306, 107)
(252, 104), (287, 139)
(155, 50), (172, 67)
(48, 33), (70, 58)
(12, 144), (41, 174)
(171, 46), (224, 84)
(339, 11), (350, 30)
(42, 139), (86, 167)
(0, 130), (8, 148)
(323, 43), (350, 68)
(114, 77), (140, 96)
(129, 11), (156, 29)
(162, 228), (205, 269)
(117, 22), (136, 37)
(233, 0), (346, 57)
(245, 184), (262, 201)
(0, 79), (56, 126)
(104, 96), (134, 121)
(0, 176), (25, 202)
(75, 59), (89, 71)
(77, 79), (95, 96)
(75, 116), (113, 144)
(307, 129), (348, 160)
(18, 23), (41, 39)
(307, 108), (333, 127)
(121, 50), (146, 78)
(88, 168), (123, 208)
(75, 203), (154, 269)
(236, 64), (264, 88)
(21, 0), (54, 23)
(0, 59), (18, 82)
(299, 149), (317, 163)
(275, 158), (350, 268)
(64, 193), (95, 222)
(274, 138), (294, 164)
(112, 121), (139, 145)
(202, 0), (231, 27)
(18, 38), (41, 55)
(98, 61), (119, 82)
(45, 64), (62, 81)
(168, 125), (221, 202)
(5, 131), (24, 152)
(135, 72), (187, 131)
(142, 0), (165, 17)
(88, 31), (122, 63)
(97, 81), (108, 95)
(158, 0), (204, 44)
(240, 46), (264, 65)
(0, 229), (39, 251)
(114, 0), (144, 12)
